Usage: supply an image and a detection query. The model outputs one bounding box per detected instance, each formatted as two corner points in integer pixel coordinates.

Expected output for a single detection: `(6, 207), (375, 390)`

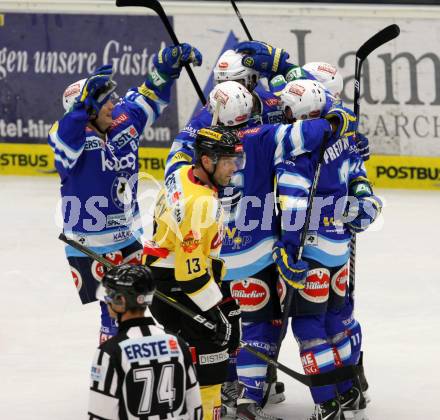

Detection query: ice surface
(1, 176), (439, 419)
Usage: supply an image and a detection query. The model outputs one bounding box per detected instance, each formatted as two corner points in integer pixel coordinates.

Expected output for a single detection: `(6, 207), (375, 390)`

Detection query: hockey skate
(307, 398), (345, 420)
(236, 400), (282, 420)
(264, 381), (286, 404)
(221, 381), (239, 419)
(339, 386), (369, 420)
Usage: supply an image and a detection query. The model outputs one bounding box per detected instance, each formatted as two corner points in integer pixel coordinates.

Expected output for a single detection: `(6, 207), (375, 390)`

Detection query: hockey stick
(58, 233), (360, 387)
(230, 0), (253, 41)
(116, 0), (206, 106)
(350, 24), (400, 295)
(262, 131), (331, 407)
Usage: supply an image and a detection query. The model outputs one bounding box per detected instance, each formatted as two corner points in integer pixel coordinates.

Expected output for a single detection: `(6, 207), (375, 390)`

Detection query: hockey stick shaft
(351, 23), (400, 287)
(116, 0), (207, 106)
(58, 233), (358, 386)
(230, 0), (253, 41)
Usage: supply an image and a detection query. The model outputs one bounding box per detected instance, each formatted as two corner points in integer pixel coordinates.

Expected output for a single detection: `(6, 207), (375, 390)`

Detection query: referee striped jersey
(88, 317), (202, 420)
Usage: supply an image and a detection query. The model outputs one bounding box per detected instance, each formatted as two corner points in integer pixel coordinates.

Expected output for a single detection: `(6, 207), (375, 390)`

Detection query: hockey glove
(325, 106), (357, 139)
(77, 64), (117, 117)
(355, 132), (370, 161)
(345, 177), (383, 233)
(272, 241), (308, 290)
(235, 40), (291, 79)
(205, 303), (232, 348)
(218, 297), (242, 353)
(153, 43), (202, 79)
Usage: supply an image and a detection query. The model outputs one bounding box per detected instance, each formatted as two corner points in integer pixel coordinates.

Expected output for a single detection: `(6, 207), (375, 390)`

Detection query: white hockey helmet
(62, 79), (86, 111)
(303, 62), (343, 98)
(209, 81), (253, 127)
(279, 79), (327, 121)
(213, 49), (259, 91)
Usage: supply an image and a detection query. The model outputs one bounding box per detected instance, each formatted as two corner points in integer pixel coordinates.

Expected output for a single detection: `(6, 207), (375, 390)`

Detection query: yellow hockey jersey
(144, 165), (224, 312)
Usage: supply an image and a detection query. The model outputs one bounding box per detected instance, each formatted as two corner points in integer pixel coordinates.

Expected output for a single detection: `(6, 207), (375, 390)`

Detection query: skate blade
(268, 392), (286, 405)
(343, 409), (369, 420)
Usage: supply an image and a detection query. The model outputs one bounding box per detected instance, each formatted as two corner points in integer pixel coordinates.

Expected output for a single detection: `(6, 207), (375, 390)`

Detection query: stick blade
(356, 24), (400, 60)
(116, 0), (161, 15)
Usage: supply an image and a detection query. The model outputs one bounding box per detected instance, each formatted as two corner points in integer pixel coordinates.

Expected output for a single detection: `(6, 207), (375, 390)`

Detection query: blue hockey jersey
(48, 78), (172, 257)
(278, 133), (367, 267)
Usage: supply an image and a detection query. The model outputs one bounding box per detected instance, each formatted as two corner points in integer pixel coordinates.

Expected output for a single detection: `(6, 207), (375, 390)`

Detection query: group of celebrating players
(49, 35), (381, 420)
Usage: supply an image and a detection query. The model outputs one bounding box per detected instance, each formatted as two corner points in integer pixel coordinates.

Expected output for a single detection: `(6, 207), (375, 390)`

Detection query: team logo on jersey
(298, 268), (330, 303)
(331, 264), (348, 297)
(301, 351), (320, 375)
(230, 278), (269, 311)
(181, 230), (200, 253)
(70, 266), (82, 291)
(111, 172), (136, 210)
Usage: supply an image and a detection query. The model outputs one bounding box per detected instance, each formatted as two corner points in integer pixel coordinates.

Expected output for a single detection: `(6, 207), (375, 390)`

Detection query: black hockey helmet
(194, 125), (244, 165)
(98, 264), (155, 311)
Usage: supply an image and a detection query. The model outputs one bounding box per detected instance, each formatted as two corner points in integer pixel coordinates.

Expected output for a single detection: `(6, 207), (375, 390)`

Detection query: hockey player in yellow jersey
(143, 126), (245, 420)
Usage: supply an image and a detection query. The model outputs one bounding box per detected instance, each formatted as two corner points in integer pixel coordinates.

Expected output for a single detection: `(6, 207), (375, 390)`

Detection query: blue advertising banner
(0, 12), (178, 148)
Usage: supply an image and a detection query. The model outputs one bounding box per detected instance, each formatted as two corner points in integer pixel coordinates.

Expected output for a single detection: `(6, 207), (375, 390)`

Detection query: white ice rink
(1, 176), (439, 419)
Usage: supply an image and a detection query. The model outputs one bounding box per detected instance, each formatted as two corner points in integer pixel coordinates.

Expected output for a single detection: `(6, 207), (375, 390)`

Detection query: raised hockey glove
(77, 64), (117, 117)
(235, 40), (291, 79)
(325, 106), (358, 139)
(153, 43), (202, 79)
(345, 177), (383, 233)
(205, 303), (233, 347)
(272, 241), (308, 289)
(218, 297), (242, 353)
(355, 132), (370, 161)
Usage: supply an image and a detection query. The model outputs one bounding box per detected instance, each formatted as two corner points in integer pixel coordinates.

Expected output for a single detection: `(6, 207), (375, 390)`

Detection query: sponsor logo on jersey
(168, 337), (180, 354)
(106, 213), (131, 229)
(198, 349), (229, 365)
(266, 111), (284, 124)
(123, 339), (171, 361)
(276, 277), (286, 304)
(113, 229), (131, 242)
(298, 268), (330, 303)
(301, 351), (320, 375)
(264, 98), (280, 107)
(84, 136), (103, 151)
(101, 151), (137, 172)
(238, 126), (261, 138)
(112, 125), (139, 150)
(90, 365), (102, 382)
(181, 230), (200, 253)
(110, 112), (129, 130)
(165, 172), (184, 223)
(91, 251), (123, 281)
(331, 264), (348, 297)
(288, 83), (306, 96)
(210, 231), (222, 249)
(189, 346), (197, 364)
(70, 266), (82, 291)
(230, 278), (269, 311)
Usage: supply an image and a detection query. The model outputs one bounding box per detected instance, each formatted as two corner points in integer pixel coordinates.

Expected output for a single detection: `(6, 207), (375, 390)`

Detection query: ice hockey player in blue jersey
(48, 43), (202, 344)
(273, 78), (382, 420)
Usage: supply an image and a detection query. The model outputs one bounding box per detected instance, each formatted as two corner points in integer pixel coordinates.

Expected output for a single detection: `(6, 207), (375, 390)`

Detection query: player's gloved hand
(345, 177), (383, 233)
(205, 303), (232, 347)
(153, 43), (202, 79)
(325, 106), (357, 139)
(356, 132), (370, 161)
(272, 241), (308, 289)
(235, 40), (291, 79)
(345, 195), (383, 233)
(217, 297), (242, 353)
(77, 64), (117, 116)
